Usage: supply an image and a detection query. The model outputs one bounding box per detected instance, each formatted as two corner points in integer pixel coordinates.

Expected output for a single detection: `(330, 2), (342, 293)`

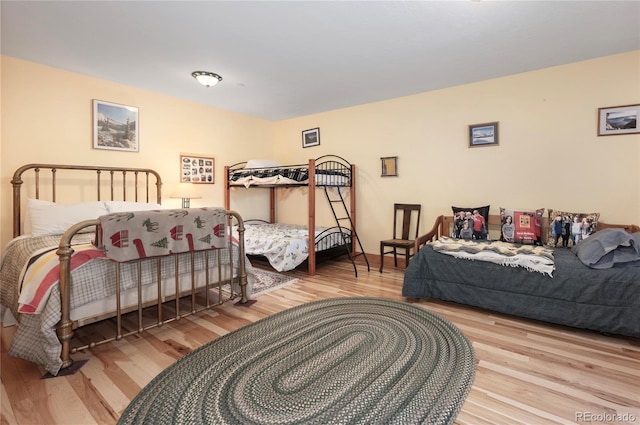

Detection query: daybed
(403, 214), (640, 337)
(224, 155), (368, 276)
(1, 164), (250, 376)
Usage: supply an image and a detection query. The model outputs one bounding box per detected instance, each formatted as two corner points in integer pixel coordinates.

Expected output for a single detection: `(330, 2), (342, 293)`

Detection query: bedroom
(1, 1), (639, 423)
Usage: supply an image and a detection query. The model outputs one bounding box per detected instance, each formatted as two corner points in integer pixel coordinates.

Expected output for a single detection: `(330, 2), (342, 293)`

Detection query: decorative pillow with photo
(499, 207), (544, 245)
(547, 209), (600, 248)
(451, 205), (490, 240)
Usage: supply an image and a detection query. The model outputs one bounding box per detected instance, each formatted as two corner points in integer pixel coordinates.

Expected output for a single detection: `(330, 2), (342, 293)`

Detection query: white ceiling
(2, 1), (639, 121)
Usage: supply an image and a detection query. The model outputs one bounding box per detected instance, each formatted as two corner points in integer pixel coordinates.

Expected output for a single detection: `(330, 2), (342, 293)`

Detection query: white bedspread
(234, 223), (343, 271)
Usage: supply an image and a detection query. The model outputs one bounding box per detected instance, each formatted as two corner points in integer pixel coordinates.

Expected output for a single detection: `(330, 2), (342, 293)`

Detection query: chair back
(393, 203), (421, 240)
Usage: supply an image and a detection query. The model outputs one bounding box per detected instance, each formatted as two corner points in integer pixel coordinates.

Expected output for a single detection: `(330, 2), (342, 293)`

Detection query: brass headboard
(12, 163), (163, 237)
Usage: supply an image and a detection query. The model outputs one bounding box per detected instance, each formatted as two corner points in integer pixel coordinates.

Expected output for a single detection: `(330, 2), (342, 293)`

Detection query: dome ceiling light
(192, 71), (222, 87)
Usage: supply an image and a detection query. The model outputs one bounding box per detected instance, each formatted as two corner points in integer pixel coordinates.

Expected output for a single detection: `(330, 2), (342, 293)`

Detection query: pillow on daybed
(105, 201), (162, 213)
(451, 205), (490, 240)
(27, 198), (109, 236)
(245, 159), (282, 169)
(500, 207), (544, 245)
(547, 209), (600, 248)
(572, 227), (640, 269)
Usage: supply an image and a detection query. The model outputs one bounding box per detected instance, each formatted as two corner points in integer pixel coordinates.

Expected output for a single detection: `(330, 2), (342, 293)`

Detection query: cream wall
(2, 52), (639, 256)
(274, 51), (640, 253)
(0, 56), (274, 249)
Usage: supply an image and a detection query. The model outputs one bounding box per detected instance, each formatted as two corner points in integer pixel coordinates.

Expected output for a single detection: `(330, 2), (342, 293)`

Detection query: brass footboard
(55, 211), (248, 371)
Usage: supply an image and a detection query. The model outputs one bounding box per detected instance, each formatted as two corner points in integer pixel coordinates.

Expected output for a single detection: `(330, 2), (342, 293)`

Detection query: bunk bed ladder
(323, 187), (370, 277)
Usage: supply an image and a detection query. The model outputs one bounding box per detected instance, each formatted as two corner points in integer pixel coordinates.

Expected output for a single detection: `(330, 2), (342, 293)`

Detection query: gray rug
(251, 269), (299, 296)
(118, 297), (476, 425)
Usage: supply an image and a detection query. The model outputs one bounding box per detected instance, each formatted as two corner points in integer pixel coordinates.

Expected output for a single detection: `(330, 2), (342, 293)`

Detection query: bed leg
(56, 242), (75, 371)
(57, 322), (74, 370)
(237, 270), (249, 304)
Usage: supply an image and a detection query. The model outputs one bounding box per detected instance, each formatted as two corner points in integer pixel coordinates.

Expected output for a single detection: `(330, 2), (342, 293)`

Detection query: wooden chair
(379, 203), (421, 272)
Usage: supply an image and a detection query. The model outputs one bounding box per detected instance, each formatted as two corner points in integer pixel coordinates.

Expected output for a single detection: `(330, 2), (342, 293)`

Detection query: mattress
(402, 245), (640, 337)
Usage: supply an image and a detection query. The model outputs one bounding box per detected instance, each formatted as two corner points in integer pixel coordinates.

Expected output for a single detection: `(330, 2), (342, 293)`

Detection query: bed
(1, 163), (250, 376)
(402, 214), (640, 337)
(224, 155), (368, 276)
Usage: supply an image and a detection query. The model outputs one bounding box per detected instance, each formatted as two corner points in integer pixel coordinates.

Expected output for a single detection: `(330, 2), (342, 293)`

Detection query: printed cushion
(451, 205), (490, 240)
(547, 209), (600, 248)
(499, 207), (544, 245)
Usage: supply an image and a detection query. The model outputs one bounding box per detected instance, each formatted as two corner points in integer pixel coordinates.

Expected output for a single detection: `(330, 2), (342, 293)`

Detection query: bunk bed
(224, 155), (368, 276)
(1, 163), (249, 376)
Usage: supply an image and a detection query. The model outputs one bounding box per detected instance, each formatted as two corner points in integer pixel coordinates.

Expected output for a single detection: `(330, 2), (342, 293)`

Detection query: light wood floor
(2, 260), (639, 425)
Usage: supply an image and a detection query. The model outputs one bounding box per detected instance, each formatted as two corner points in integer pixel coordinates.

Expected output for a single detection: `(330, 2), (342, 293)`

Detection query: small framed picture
(469, 122), (499, 148)
(380, 156), (398, 177)
(93, 100), (139, 152)
(180, 153), (215, 184)
(302, 128), (320, 148)
(598, 104), (640, 136)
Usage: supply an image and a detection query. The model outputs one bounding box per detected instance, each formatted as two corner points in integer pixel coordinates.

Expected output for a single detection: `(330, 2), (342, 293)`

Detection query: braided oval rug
(118, 297), (476, 425)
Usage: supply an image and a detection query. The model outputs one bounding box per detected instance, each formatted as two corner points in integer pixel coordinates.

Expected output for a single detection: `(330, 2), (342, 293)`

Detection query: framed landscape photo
(302, 127), (320, 148)
(598, 104), (640, 136)
(93, 100), (139, 152)
(180, 153), (215, 184)
(469, 122), (499, 147)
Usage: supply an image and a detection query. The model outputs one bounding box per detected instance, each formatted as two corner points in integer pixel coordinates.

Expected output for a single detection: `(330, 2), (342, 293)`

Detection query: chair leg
(405, 249), (410, 268)
(379, 243), (384, 273)
(393, 248), (398, 267)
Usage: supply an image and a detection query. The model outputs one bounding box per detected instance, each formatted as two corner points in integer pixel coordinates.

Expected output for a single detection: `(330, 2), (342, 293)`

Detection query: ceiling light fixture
(192, 71), (222, 87)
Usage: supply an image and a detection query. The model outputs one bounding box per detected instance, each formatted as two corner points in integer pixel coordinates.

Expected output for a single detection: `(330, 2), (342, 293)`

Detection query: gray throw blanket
(572, 228), (640, 269)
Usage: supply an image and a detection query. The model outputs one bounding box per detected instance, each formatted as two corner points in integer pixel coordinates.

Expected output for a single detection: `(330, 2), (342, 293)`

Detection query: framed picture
(380, 156), (398, 177)
(93, 100), (139, 152)
(598, 104), (640, 136)
(180, 153), (215, 184)
(469, 122), (499, 147)
(302, 127), (320, 148)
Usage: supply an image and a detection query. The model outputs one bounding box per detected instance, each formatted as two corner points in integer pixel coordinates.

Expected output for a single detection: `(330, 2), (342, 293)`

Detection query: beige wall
(275, 51), (640, 252)
(2, 51), (639, 255)
(0, 56), (274, 248)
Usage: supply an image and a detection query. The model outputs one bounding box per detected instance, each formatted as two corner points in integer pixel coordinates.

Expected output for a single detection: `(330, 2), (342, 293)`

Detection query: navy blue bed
(402, 216), (640, 337)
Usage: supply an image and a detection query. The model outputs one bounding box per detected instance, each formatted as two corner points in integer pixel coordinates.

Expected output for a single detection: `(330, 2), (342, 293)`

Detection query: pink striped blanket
(17, 244), (105, 314)
(16, 208), (230, 314)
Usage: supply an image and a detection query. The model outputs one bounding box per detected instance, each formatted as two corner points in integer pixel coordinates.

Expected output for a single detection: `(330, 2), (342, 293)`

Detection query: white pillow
(105, 201), (162, 213)
(245, 159), (282, 169)
(23, 198), (54, 234)
(27, 199), (109, 236)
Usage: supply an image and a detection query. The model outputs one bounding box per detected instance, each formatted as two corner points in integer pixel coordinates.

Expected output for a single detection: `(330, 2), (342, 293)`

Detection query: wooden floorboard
(1, 259), (639, 424)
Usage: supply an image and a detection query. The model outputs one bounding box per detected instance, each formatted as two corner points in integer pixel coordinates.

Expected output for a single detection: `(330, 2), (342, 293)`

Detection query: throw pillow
(28, 199), (108, 236)
(451, 205), (490, 240)
(547, 209), (600, 248)
(105, 201), (162, 213)
(500, 207), (544, 245)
